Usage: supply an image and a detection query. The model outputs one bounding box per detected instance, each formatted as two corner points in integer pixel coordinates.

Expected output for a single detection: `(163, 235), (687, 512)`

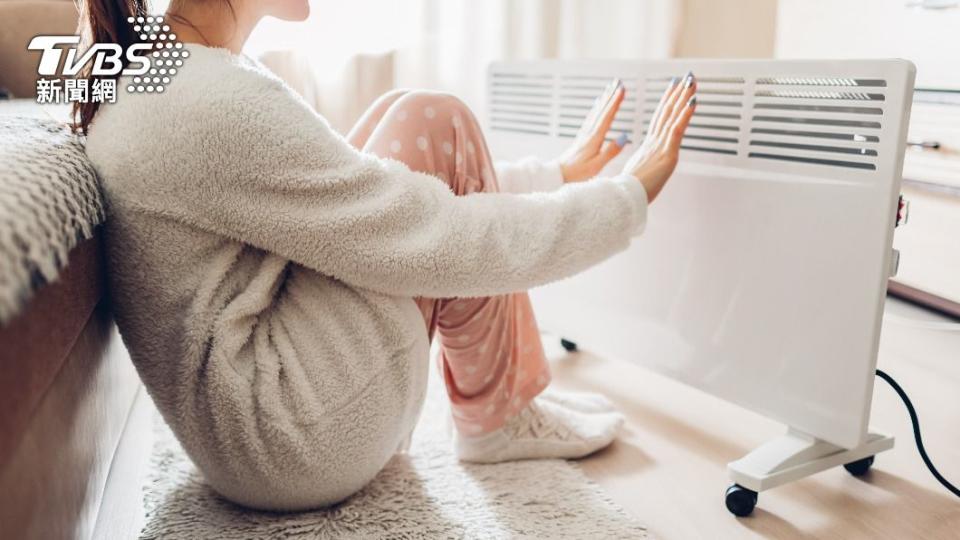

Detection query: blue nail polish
(670, 76), (680, 86)
(615, 132), (629, 148)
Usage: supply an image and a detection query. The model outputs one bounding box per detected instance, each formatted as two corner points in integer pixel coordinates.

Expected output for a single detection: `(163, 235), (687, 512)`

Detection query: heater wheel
(560, 338), (578, 352)
(725, 484), (757, 517)
(843, 455), (875, 476)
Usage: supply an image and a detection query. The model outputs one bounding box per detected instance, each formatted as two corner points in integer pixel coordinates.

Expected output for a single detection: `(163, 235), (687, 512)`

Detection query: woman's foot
(539, 388), (617, 414)
(454, 398), (624, 464)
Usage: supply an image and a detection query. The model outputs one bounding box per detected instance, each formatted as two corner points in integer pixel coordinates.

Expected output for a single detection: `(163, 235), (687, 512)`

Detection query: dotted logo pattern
(124, 15), (190, 94)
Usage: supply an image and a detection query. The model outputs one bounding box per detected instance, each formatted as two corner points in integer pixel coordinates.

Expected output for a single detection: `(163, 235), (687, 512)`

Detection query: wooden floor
(546, 298), (960, 540)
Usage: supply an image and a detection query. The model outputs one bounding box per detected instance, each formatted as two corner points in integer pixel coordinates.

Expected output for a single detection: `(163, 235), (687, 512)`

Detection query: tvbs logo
(27, 15), (187, 104)
(29, 35), (153, 78)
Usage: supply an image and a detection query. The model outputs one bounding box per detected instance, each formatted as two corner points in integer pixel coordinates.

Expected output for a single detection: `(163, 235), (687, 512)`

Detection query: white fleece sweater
(84, 46), (647, 511)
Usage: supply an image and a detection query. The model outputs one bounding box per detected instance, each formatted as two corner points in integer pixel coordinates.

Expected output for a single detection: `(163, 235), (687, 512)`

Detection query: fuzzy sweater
(84, 45), (648, 511)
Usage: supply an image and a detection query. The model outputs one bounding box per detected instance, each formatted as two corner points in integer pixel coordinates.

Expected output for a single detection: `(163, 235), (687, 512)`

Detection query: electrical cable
(875, 369), (960, 498)
(882, 313), (960, 331)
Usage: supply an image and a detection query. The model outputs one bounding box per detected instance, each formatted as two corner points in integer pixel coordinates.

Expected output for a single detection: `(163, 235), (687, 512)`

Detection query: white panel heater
(486, 59), (915, 510)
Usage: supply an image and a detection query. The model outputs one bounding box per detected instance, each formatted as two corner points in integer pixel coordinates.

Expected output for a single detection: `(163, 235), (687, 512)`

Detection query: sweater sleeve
(147, 69), (648, 299)
(494, 157), (565, 194)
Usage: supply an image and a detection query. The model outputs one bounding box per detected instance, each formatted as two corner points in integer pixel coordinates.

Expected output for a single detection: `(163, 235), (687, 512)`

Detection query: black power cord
(876, 369), (960, 498)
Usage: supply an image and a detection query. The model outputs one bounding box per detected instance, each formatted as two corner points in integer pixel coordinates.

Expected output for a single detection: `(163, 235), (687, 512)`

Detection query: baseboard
(92, 383), (155, 540)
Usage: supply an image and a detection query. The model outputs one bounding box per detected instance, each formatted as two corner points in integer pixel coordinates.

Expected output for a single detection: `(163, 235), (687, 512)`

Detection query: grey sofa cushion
(0, 113), (104, 324)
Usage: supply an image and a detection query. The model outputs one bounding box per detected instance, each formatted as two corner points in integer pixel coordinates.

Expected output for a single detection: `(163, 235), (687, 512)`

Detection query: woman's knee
(372, 88), (411, 109)
(368, 89), (491, 192)
(391, 90), (476, 128)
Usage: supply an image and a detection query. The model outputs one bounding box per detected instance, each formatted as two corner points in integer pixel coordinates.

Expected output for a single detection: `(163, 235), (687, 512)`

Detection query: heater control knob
(896, 195), (910, 227)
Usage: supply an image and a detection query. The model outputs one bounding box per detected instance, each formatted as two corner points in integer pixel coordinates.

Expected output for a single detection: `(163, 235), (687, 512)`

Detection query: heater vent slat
(756, 89), (885, 102)
(753, 103), (883, 115)
(646, 84), (745, 95)
(490, 81), (552, 89)
(490, 89), (552, 99)
(750, 129), (880, 147)
(490, 100), (551, 111)
(750, 140), (878, 157)
(688, 123), (741, 132)
(558, 122), (633, 132)
(645, 76), (746, 85)
(639, 75), (747, 156)
(559, 74), (619, 82)
(559, 112), (636, 121)
(756, 77), (886, 87)
(558, 104), (638, 113)
(750, 127), (880, 143)
(490, 107), (550, 118)
(555, 73), (641, 141)
(644, 96), (743, 105)
(491, 116), (550, 127)
(689, 111), (742, 120)
(488, 72), (556, 134)
(491, 72), (552, 80)
(489, 124), (551, 136)
(748, 152), (877, 170)
(682, 145), (738, 155)
(487, 64), (893, 172)
(753, 115), (882, 129)
(672, 142), (743, 156)
(745, 74), (888, 170)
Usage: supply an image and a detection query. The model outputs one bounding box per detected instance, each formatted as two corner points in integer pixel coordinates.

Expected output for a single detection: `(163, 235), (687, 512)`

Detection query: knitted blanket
(0, 116), (104, 324)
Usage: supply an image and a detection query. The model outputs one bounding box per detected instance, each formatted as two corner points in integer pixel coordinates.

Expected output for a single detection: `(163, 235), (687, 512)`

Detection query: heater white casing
(486, 59), (915, 491)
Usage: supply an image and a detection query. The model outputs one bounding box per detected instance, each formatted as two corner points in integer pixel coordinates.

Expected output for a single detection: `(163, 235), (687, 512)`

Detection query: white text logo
(28, 15), (188, 105)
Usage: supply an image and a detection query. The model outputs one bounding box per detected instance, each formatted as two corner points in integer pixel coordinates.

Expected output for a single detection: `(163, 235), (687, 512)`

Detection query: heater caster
(725, 484), (757, 517)
(843, 455), (875, 476)
(560, 338), (578, 352)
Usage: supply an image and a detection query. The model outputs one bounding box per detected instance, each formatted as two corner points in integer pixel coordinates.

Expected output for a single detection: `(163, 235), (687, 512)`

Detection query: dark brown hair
(72, 0), (230, 134)
(73, 0), (148, 133)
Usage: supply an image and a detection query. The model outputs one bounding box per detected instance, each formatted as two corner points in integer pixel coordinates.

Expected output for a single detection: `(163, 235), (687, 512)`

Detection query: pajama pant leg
(348, 90), (552, 436)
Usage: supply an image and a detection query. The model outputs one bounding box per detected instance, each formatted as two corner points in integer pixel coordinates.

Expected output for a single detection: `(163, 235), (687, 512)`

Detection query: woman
(80, 0), (697, 511)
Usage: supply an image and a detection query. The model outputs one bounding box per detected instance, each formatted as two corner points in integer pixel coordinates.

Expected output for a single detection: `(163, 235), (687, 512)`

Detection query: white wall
(675, 0), (778, 58)
(776, 0), (960, 90)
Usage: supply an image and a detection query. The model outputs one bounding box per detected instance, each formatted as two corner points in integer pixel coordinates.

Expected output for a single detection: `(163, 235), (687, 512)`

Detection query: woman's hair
(72, 0), (149, 134)
(72, 0), (233, 134)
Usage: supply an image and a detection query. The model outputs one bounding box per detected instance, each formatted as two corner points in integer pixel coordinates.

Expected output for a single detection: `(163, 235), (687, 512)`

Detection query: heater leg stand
(725, 428), (894, 516)
(559, 338), (578, 352)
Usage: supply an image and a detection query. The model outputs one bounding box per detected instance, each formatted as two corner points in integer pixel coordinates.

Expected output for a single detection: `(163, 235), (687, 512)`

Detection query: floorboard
(546, 298), (960, 540)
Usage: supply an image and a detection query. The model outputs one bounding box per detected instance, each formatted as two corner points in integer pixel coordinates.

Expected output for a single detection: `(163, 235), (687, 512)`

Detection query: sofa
(0, 3), (152, 538)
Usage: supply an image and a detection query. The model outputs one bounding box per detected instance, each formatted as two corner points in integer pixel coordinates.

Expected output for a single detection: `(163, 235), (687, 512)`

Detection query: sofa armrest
(0, 0), (80, 98)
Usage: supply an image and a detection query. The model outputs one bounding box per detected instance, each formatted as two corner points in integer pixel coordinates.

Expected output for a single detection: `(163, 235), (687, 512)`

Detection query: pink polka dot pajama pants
(346, 89), (551, 437)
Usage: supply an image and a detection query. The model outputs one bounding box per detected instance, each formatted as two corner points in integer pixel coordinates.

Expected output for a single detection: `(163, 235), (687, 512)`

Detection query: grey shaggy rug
(140, 369), (650, 539)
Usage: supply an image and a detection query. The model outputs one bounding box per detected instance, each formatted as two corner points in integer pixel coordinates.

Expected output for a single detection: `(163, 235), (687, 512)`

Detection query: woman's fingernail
(615, 78), (623, 89)
(616, 132), (629, 147)
(689, 96), (697, 107)
(670, 76), (680, 86)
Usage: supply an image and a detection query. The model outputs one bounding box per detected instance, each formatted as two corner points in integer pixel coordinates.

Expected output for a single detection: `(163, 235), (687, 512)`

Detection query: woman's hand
(622, 72), (697, 203)
(558, 79), (629, 183)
